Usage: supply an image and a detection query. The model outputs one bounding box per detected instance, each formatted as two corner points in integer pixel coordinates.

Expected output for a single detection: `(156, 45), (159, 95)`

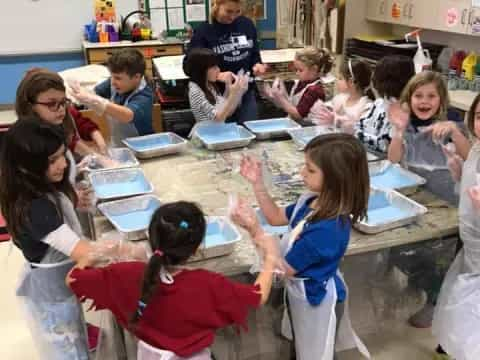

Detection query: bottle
(437, 47), (454, 74)
(405, 29), (432, 73)
(449, 50), (467, 77)
(461, 52), (477, 81)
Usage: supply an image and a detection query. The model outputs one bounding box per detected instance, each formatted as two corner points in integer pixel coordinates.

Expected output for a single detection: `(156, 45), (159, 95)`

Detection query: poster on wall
(186, 0), (207, 22)
(243, 0), (267, 20)
(95, 0), (116, 21)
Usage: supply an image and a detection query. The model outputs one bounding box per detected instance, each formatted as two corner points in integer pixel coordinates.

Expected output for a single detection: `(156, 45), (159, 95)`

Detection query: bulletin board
(0, 0), (139, 56)
(145, 0), (267, 38)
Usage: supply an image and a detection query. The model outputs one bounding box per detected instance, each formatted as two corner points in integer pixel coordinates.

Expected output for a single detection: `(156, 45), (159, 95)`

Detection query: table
(89, 138), (459, 358)
(90, 139), (458, 276)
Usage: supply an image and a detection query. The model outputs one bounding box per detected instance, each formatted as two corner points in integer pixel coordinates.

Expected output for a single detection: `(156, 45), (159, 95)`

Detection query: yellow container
(140, 28), (151, 40)
(462, 52), (477, 80)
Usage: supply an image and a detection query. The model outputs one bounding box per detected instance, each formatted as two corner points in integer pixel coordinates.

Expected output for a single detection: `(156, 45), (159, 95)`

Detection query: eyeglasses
(34, 98), (71, 111)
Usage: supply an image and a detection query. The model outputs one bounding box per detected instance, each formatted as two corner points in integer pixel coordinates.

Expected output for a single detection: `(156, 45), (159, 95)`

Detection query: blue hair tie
(179, 220), (189, 229)
(137, 300), (146, 316)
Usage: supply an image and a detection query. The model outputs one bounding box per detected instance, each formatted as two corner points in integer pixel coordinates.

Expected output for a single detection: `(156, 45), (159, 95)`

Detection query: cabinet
(366, 0), (387, 22)
(436, 0), (471, 34)
(378, 1), (439, 28)
(83, 40), (184, 79)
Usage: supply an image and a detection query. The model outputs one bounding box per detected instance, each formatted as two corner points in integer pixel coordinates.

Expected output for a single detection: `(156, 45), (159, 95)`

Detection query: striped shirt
(188, 82), (226, 123)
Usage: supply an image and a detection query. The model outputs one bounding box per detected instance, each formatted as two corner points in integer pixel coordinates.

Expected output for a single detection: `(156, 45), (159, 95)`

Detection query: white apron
(15, 193), (88, 360)
(432, 142), (480, 360)
(290, 79), (329, 126)
(280, 193), (370, 360)
(109, 77), (148, 146)
(138, 341), (211, 360)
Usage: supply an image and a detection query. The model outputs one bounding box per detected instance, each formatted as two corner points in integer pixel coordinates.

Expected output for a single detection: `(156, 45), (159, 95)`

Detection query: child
(67, 200), (279, 359)
(184, 47), (249, 124)
(0, 120), (147, 359)
(432, 93), (480, 360)
(71, 48), (154, 146)
(16, 67), (107, 155)
(240, 133), (371, 360)
(388, 70), (470, 202)
(314, 59), (374, 133)
(355, 55), (415, 152)
(267, 47), (334, 126)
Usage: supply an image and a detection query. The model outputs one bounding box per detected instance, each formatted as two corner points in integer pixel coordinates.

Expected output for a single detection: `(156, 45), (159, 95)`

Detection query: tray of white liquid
(190, 216), (242, 261)
(98, 195), (161, 240)
(369, 161), (426, 193)
(244, 118), (301, 139)
(287, 125), (338, 150)
(355, 188), (427, 234)
(194, 123), (256, 150)
(256, 208), (289, 236)
(85, 148), (139, 171)
(89, 168), (153, 201)
(122, 132), (188, 159)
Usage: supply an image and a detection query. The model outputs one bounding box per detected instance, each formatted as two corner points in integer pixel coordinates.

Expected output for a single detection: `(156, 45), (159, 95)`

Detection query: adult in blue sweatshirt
(185, 0), (267, 124)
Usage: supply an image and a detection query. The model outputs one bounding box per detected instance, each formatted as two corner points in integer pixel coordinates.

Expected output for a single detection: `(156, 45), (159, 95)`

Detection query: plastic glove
(309, 101), (335, 126)
(252, 63), (268, 77)
(229, 73), (249, 98)
(421, 121), (459, 145)
(87, 240), (149, 267)
(75, 180), (95, 212)
(442, 144), (463, 182)
(240, 154), (264, 187)
(388, 101), (410, 138)
(229, 196), (263, 239)
(69, 81), (108, 115)
(468, 185), (480, 210)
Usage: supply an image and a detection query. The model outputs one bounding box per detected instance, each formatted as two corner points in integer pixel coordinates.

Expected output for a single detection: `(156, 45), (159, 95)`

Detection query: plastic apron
(289, 79), (326, 126)
(280, 193), (370, 360)
(108, 77), (148, 147)
(432, 143), (480, 360)
(15, 193), (89, 360)
(403, 125), (448, 171)
(138, 341), (211, 360)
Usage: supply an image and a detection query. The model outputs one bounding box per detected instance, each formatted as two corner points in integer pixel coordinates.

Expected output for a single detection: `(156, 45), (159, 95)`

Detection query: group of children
(2, 35), (480, 360)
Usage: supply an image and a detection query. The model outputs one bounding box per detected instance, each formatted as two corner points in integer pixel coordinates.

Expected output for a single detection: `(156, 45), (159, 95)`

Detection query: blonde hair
(400, 71), (449, 120)
(211, 0), (243, 19)
(294, 47), (334, 76)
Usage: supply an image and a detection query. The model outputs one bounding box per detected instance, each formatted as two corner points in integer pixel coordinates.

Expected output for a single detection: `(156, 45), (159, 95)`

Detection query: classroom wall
(0, 0), (276, 106)
(0, 53), (85, 106)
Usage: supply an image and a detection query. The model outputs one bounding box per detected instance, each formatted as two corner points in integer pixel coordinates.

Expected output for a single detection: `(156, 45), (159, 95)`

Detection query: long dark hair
(467, 93), (480, 137)
(130, 201), (206, 326)
(341, 59), (375, 101)
(0, 119), (77, 242)
(372, 55), (415, 99)
(184, 48), (220, 104)
(305, 133), (369, 224)
(15, 68), (77, 144)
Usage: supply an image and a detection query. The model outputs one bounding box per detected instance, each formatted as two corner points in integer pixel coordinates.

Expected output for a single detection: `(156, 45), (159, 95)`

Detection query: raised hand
(240, 154), (263, 186)
(388, 101), (410, 133)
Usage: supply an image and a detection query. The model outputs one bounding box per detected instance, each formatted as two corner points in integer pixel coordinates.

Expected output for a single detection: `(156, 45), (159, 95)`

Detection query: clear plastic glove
(86, 240), (149, 267)
(442, 144), (463, 182)
(229, 196), (263, 239)
(69, 81), (108, 115)
(229, 73), (249, 98)
(217, 71), (234, 83)
(309, 101), (335, 126)
(388, 101), (410, 137)
(75, 180), (95, 212)
(240, 154), (264, 186)
(468, 185), (480, 210)
(421, 121), (459, 145)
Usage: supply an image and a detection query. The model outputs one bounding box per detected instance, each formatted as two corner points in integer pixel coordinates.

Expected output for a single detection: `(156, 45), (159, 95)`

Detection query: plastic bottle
(437, 47), (454, 74)
(461, 52), (477, 81)
(449, 50), (467, 77)
(405, 29), (432, 74)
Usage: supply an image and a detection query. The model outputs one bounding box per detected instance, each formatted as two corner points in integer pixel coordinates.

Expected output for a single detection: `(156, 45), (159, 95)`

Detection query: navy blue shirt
(187, 16), (262, 76)
(285, 197), (349, 305)
(95, 79), (154, 136)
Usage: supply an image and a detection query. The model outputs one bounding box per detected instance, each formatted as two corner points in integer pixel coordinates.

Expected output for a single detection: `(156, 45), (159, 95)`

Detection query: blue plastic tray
(195, 124), (255, 150)
(256, 209), (289, 236)
(244, 118), (301, 139)
(355, 188), (427, 234)
(89, 168), (153, 201)
(122, 133), (187, 159)
(204, 217), (241, 248)
(369, 161), (426, 191)
(98, 195), (161, 233)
